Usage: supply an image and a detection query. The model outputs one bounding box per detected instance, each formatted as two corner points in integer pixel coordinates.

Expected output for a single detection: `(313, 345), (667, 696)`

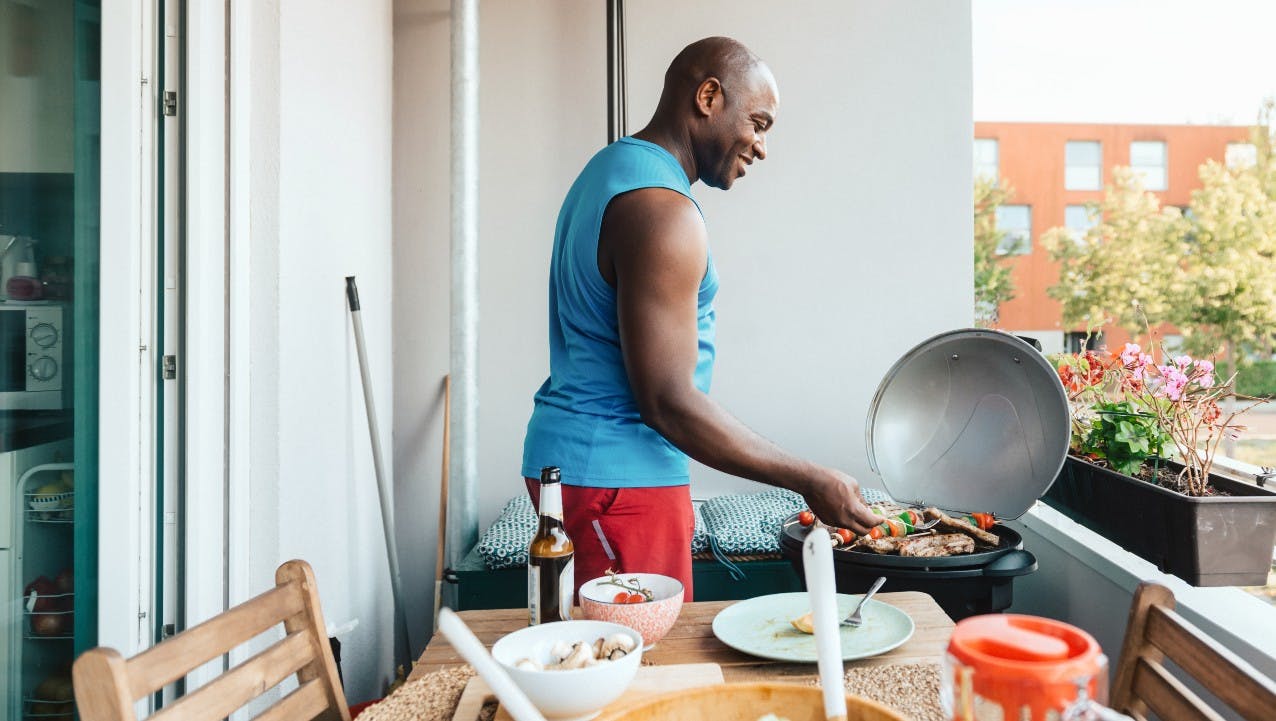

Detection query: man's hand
(802, 470), (881, 535)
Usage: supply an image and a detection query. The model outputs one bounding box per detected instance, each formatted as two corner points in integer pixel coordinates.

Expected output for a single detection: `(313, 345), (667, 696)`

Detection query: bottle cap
(539, 466), (561, 483)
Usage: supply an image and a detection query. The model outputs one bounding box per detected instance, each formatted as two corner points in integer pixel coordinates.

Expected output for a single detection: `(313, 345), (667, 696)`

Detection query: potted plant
(1045, 342), (1276, 586)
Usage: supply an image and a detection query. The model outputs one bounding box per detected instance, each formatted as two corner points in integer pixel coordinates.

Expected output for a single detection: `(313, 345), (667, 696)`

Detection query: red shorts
(524, 479), (694, 602)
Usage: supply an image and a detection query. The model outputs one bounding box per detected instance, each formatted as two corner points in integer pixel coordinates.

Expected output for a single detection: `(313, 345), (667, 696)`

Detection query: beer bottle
(528, 466), (574, 625)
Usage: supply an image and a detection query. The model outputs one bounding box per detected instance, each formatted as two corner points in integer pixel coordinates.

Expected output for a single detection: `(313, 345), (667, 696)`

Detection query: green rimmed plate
(711, 592), (915, 663)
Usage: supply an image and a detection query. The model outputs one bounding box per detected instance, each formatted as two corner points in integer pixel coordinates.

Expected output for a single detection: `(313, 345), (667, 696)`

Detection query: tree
(973, 176), (1016, 327)
(1043, 167), (1188, 336)
(1174, 160), (1276, 359)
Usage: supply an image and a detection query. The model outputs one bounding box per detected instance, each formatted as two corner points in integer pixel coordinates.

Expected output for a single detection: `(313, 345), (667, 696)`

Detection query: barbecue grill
(780, 330), (1070, 621)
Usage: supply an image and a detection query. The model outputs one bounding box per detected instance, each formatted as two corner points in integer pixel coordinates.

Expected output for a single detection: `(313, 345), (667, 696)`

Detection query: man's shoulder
(606, 187), (704, 235)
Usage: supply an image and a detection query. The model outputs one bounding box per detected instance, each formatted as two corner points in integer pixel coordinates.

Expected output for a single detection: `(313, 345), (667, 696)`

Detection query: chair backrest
(73, 559), (351, 721)
(1110, 582), (1276, 721)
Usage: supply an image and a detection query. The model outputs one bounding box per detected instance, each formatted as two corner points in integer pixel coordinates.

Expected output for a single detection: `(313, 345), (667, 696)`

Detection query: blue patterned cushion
(475, 495), (537, 570)
(691, 503), (709, 554)
(698, 488), (806, 555)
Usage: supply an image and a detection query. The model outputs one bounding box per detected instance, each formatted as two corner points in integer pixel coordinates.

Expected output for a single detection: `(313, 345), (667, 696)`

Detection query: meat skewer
(922, 507), (1000, 546)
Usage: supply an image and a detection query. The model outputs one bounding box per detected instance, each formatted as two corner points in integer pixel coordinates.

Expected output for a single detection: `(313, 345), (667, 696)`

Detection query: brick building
(975, 122), (1256, 352)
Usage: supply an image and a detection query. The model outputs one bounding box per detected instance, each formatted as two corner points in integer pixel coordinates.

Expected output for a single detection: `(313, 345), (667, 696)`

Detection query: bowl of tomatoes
(579, 572), (684, 650)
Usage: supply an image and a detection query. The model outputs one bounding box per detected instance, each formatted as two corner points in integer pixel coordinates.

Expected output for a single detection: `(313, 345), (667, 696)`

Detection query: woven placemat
(356, 665), (477, 721)
(807, 662), (944, 721)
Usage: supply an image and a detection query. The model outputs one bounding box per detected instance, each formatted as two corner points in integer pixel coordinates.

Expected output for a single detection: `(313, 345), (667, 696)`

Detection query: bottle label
(550, 527), (570, 553)
(527, 565), (541, 626)
(539, 482), (564, 521)
(558, 557), (575, 620)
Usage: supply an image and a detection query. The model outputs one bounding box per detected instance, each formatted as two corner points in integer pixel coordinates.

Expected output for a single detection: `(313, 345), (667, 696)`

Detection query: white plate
(711, 591), (915, 663)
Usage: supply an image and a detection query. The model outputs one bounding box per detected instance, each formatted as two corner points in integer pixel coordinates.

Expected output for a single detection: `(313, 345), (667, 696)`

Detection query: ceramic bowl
(578, 573), (684, 650)
(490, 619), (643, 721)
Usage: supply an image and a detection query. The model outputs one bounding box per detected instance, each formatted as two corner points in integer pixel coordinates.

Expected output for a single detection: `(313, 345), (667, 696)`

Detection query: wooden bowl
(594, 682), (907, 721)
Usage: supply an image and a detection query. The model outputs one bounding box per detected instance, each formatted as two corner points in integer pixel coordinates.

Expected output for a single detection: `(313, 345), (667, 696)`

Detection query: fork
(841, 576), (886, 627)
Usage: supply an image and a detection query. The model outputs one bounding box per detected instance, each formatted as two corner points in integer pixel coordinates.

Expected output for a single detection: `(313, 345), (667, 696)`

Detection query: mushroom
(514, 658), (543, 671)
(599, 633), (638, 660)
(593, 637), (605, 660)
(548, 641), (595, 670)
(548, 640), (574, 664)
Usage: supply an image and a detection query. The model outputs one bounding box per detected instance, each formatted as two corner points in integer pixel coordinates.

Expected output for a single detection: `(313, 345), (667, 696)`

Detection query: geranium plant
(1055, 342), (1267, 496)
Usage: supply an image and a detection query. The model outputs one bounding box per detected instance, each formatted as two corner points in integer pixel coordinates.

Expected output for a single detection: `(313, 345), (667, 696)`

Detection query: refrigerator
(4, 438), (74, 720)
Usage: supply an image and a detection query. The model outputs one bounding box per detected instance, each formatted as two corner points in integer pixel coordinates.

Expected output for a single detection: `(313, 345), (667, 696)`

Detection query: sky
(973, 0), (1276, 125)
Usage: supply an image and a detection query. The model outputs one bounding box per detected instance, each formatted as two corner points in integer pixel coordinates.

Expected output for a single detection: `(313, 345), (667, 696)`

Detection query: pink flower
(1120, 343), (1142, 365)
(1173, 355), (1192, 369)
(1156, 365), (1190, 401)
(1190, 360), (1215, 388)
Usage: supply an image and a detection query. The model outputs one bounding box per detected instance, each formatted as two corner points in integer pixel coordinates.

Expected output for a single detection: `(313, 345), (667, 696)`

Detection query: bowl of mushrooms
(490, 619), (643, 721)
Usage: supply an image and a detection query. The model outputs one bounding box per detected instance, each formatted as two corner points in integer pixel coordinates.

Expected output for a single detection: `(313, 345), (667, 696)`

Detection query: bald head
(637, 37), (777, 190)
(656, 37), (776, 114)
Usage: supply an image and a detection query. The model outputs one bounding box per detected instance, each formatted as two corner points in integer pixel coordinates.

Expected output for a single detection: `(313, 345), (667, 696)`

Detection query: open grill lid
(865, 329), (1071, 520)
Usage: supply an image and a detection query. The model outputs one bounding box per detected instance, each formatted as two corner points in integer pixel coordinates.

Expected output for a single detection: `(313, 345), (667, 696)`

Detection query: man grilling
(522, 37), (880, 600)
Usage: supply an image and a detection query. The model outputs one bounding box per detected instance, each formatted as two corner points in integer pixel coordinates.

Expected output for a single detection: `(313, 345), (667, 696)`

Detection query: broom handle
(346, 276), (411, 668)
(435, 375), (451, 625)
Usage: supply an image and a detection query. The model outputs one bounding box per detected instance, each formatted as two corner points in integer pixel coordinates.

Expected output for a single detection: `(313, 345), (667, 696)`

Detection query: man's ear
(695, 77), (723, 117)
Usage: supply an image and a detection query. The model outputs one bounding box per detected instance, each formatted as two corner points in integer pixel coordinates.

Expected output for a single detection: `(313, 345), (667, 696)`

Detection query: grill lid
(865, 329), (1070, 520)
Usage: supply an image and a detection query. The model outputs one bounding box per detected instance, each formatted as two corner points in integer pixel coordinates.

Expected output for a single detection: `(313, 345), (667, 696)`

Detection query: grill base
(779, 532), (1033, 621)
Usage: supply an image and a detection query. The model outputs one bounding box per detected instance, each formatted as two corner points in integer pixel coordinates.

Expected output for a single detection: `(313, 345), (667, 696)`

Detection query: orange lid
(948, 615), (1105, 682)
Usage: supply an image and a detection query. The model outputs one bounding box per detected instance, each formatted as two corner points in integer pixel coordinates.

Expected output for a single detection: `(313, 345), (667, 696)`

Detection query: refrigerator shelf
(23, 491), (74, 522)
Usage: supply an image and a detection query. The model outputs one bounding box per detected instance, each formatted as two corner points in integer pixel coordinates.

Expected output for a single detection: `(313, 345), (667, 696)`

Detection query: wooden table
(411, 592), (954, 684)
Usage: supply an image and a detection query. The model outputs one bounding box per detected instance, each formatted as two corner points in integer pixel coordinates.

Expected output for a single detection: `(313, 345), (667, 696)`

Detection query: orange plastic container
(943, 614), (1107, 721)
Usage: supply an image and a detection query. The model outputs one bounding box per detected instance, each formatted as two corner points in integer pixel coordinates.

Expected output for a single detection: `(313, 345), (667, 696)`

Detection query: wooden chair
(1110, 581), (1276, 721)
(72, 559), (352, 721)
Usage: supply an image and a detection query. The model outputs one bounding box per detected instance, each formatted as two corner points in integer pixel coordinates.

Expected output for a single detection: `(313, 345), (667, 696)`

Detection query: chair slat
(1131, 658), (1227, 721)
(253, 679), (332, 721)
(1110, 582), (1172, 713)
(277, 560), (351, 719)
(147, 631), (314, 721)
(71, 648), (135, 721)
(1146, 605), (1276, 721)
(125, 583), (304, 700)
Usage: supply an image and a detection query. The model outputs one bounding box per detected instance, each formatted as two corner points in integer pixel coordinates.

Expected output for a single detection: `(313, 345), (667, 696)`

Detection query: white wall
(227, 0), (397, 705)
(392, 0), (973, 641)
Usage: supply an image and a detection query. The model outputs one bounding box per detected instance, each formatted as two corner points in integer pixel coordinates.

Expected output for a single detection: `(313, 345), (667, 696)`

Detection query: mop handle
(346, 276), (411, 667)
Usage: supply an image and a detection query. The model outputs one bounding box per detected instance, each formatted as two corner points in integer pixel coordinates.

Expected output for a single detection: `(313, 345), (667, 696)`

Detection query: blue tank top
(522, 137), (718, 487)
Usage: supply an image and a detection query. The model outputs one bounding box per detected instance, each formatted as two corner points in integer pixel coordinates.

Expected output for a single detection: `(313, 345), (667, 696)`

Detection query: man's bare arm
(600, 188), (880, 534)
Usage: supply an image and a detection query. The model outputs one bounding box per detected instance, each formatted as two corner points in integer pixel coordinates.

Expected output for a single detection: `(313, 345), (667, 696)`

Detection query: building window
(1065, 331), (1104, 353)
(1130, 140), (1168, 191)
(1226, 142), (1258, 169)
(974, 138), (999, 181)
(1065, 141), (1103, 190)
(996, 205), (1032, 255)
(1065, 204), (1097, 243)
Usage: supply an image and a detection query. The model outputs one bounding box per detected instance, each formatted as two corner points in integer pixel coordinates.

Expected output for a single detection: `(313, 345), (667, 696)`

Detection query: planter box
(1044, 456), (1276, 586)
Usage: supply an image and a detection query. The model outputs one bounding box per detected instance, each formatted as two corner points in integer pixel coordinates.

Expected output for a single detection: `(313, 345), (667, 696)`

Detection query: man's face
(699, 66), (778, 190)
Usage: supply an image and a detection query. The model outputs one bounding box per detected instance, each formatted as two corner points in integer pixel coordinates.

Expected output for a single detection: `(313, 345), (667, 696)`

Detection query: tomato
(613, 592), (630, 604)
(836, 528), (854, 545)
(797, 510), (815, 526)
(626, 593), (646, 604)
